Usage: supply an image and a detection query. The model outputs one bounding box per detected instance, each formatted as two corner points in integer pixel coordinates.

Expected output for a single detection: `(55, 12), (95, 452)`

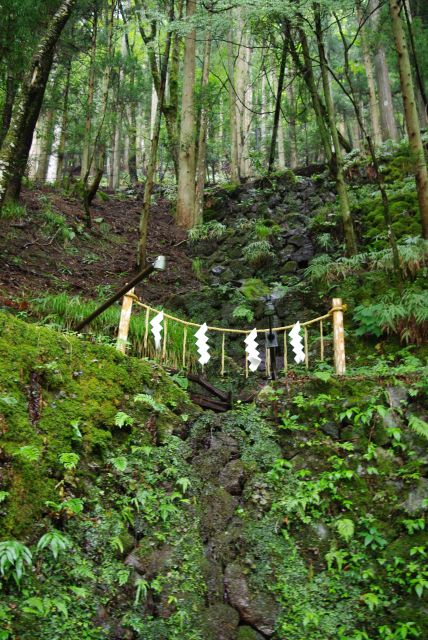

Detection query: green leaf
(408, 415), (428, 440)
(114, 411), (135, 428)
(314, 371), (332, 382)
(336, 518), (355, 542)
(111, 456), (128, 472)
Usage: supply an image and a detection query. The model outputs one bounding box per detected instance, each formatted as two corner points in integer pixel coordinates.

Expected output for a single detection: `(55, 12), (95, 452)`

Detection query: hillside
(0, 311), (427, 639)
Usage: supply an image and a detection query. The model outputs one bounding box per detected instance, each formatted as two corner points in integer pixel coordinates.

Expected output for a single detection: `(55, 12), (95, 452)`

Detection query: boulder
(201, 604), (240, 640)
(224, 563), (280, 636)
(219, 459), (247, 495)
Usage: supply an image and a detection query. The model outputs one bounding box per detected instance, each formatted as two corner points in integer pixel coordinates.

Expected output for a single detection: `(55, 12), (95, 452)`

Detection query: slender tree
(176, 0), (197, 228)
(0, 0), (77, 207)
(389, 0), (428, 238)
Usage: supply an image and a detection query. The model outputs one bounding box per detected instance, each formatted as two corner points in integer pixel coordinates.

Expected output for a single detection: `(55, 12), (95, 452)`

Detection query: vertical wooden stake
(117, 288), (135, 354)
(304, 326), (309, 369)
(332, 298), (346, 375)
(283, 329), (288, 373)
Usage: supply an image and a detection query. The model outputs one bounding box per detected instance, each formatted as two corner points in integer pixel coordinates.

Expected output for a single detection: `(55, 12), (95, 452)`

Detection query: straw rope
(131, 295), (344, 334)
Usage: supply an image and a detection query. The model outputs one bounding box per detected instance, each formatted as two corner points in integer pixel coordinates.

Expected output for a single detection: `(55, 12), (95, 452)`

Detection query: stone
(279, 260), (298, 275)
(125, 544), (173, 578)
(286, 233), (307, 247)
(237, 627), (264, 640)
(319, 421), (340, 439)
(386, 385), (408, 409)
(201, 557), (224, 604)
(293, 243), (314, 264)
(200, 487), (238, 540)
(211, 265), (226, 276)
(219, 459), (247, 495)
(224, 563), (280, 636)
(401, 479), (428, 515)
(201, 604), (240, 640)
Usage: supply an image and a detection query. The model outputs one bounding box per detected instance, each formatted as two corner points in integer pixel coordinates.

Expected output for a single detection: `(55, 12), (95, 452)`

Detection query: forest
(0, 0), (427, 639)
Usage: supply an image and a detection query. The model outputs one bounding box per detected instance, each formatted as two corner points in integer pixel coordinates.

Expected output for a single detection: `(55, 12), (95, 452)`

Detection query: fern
(408, 415), (428, 441)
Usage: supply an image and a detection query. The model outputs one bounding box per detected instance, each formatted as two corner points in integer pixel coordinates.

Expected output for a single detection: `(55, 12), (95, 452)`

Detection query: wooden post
(116, 288), (135, 354)
(332, 298), (346, 375)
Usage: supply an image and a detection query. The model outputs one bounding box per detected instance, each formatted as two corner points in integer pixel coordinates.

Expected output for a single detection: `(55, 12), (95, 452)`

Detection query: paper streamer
(150, 311), (164, 351)
(289, 321), (305, 364)
(195, 323), (210, 365)
(244, 328), (262, 372)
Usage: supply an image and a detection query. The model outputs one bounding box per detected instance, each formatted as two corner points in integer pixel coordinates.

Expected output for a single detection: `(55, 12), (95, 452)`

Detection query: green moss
(0, 311), (193, 536)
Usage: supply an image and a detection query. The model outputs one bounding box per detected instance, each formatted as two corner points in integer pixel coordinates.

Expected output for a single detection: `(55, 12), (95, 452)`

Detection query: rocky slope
(1, 312), (427, 639)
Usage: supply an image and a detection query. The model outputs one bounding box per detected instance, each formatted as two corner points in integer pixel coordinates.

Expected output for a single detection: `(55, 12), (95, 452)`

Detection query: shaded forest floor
(0, 185), (200, 307)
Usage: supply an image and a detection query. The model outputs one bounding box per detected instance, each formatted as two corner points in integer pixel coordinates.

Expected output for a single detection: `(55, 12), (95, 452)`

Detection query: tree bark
(314, 6), (357, 256)
(286, 73), (298, 168)
(56, 59), (72, 183)
(268, 33), (287, 173)
(0, 0), (77, 206)
(227, 33), (239, 184)
(81, 8), (98, 179)
(389, 0), (428, 238)
(36, 108), (55, 183)
(356, 1), (382, 146)
(369, 0), (398, 141)
(137, 3), (173, 265)
(195, 31), (212, 225)
(0, 71), (16, 149)
(176, 0), (197, 228)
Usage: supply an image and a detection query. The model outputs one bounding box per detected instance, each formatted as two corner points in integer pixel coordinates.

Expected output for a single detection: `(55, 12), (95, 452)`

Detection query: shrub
(188, 221), (226, 243)
(243, 241), (274, 267)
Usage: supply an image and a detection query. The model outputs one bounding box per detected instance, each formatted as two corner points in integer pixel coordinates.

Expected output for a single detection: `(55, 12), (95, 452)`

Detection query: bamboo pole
(332, 298), (346, 375)
(116, 288), (135, 353)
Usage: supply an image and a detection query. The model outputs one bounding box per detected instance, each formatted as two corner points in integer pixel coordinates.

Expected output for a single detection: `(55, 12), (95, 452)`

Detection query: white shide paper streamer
(195, 323), (211, 365)
(289, 321), (305, 364)
(244, 328), (262, 372)
(150, 311), (164, 351)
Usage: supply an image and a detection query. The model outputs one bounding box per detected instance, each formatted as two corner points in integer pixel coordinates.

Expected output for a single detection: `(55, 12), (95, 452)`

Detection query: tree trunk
(389, 0), (428, 238)
(36, 109), (55, 183)
(314, 6), (357, 256)
(83, 0), (115, 227)
(286, 73), (298, 168)
(176, 0), (197, 228)
(195, 31), (212, 225)
(235, 10), (252, 180)
(56, 60), (72, 183)
(0, 71), (16, 149)
(0, 0), (77, 206)
(227, 34), (239, 184)
(138, 3), (173, 265)
(268, 33), (287, 173)
(81, 8), (98, 179)
(368, 0), (398, 141)
(356, 1), (382, 146)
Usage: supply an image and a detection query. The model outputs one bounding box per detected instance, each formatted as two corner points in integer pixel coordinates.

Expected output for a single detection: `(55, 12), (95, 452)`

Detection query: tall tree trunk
(81, 8), (98, 179)
(356, 1), (382, 146)
(0, 71), (16, 149)
(268, 33), (287, 173)
(0, 0), (77, 206)
(235, 10), (252, 180)
(83, 0), (115, 227)
(389, 0), (428, 238)
(314, 6), (357, 256)
(335, 11), (401, 274)
(368, 0), (398, 141)
(176, 0), (197, 228)
(36, 108), (55, 183)
(227, 34), (239, 184)
(286, 73), (298, 168)
(195, 31), (212, 225)
(137, 5), (172, 265)
(56, 60), (72, 183)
